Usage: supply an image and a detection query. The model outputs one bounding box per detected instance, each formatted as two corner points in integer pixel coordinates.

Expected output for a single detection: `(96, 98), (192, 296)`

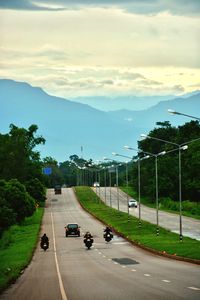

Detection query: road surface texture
(1, 188), (200, 300)
(93, 187), (200, 241)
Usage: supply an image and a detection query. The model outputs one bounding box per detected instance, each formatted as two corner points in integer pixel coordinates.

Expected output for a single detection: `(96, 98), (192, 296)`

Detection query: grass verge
(0, 208), (44, 293)
(74, 186), (200, 263)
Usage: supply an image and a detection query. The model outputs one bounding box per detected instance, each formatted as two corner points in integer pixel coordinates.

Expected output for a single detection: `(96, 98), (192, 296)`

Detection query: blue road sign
(42, 167), (52, 175)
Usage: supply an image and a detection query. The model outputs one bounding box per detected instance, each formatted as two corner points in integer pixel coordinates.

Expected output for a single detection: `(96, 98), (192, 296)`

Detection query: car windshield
(67, 224), (78, 229)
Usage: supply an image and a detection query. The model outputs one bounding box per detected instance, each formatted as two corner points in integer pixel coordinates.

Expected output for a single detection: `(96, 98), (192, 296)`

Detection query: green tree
(5, 179), (35, 222)
(25, 178), (46, 204)
(0, 124), (45, 183)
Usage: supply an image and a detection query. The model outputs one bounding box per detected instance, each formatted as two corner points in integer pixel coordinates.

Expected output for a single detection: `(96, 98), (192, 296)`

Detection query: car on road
(128, 199), (138, 208)
(54, 185), (62, 194)
(65, 223), (80, 237)
(93, 182), (100, 187)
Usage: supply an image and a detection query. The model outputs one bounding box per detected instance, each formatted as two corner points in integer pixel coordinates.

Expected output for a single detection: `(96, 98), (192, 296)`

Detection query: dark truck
(54, 185), (62, 194)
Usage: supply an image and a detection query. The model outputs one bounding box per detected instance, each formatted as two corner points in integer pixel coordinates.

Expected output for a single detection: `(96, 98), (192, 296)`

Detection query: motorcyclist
(104, 226), (113, 238)
(84, 231), (93, 239)
(40, 233), (49, 247)
(104, 226), (112, 234)
(84, 231), (93, 243)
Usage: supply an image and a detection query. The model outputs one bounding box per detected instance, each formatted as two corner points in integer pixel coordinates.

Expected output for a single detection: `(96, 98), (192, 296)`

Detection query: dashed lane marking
(144, 274), (151, 277)
(51, 212), (68, 300)
(131, 269), (136, 272)
(162, 280), (171, 283)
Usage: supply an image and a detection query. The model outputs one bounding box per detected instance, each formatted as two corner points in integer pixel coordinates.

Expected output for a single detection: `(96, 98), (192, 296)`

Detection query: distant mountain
(70, 95), (176, 111)
(0, 79), (140, 161)
(1, 79), (199, 162)
(107, 94), (200, 132)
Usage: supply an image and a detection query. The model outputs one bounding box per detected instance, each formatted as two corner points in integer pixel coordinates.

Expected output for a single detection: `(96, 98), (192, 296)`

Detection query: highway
(94, 187), (200, 241)
(1, 188), (200, 300)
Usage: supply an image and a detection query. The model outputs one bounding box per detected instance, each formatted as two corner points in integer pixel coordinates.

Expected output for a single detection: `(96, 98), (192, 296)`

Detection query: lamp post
(104, 157), (120, 210)
(112, 152), (132, 215)
(124, 146), (165, 234)
(168, 109), (200, 121)
(124, 146), (152, 228)
(104, 167), (107, 204)
(140, 134), (188, 241)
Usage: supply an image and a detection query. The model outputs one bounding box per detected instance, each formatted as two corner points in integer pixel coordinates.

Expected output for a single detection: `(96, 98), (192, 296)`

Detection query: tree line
(0, 124), (46, 236)
(1, 120), (199, 236)
(45, 121), (200, 207)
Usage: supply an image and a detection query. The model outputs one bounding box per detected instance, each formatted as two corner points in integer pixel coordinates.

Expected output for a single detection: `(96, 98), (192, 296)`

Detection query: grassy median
(0, 208), (44, 293)
(74, 186), (200, 262)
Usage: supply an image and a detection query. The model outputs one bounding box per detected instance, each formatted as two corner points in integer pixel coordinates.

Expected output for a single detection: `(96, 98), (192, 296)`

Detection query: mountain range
(1, 79), (199, 162)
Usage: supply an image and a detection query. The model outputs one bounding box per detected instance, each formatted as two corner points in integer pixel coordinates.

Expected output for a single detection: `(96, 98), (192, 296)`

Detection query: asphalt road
(94, 187), (200, 241)
(1, 188), (200, 300)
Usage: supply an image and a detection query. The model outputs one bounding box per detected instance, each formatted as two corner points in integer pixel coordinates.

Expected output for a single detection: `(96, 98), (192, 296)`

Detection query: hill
(1, 79), (199, 161)
(0, 80), (139, 161)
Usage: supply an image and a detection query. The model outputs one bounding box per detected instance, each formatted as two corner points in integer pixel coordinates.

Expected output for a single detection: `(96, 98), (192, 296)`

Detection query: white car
(128, 199), (138, 208)
(93, 182), (100, 187)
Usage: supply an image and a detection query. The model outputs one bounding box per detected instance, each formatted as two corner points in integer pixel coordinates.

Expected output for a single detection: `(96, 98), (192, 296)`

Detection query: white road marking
(162, 280), (171, 283)
(51, 212), (68, 300)
(122, 266), (126, 268)
(188, 286), (200, 291)
(98, 252), (102, 255)
(102, 255), (106, 258)
(114, 262), (118, 265)
(131, 269), (136, 272)
(144, 274), (151, 277)
(108, 258), (111, 261)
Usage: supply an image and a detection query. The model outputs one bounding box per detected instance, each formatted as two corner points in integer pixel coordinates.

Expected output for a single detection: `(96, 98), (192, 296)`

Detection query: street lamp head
(112, 152), (118, 156)
(168, 109), (176, 115)
(140, 155), (150, 160)
(159, 151), (166, 156)
(124, 145), (131, 150)
(181, 145), (188, 151)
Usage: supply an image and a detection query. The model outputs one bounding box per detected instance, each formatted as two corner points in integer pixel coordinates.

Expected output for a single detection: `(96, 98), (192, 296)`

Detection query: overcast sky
(0, 0), (200, 99)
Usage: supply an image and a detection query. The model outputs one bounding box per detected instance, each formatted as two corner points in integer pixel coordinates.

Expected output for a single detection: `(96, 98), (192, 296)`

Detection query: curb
(73, 188), (200, 265)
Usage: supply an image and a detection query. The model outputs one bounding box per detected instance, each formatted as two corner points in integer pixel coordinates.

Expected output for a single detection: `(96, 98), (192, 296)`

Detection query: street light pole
(124, 146), (152, 228)
(141, 134), (186, 241)
(116, 164), (119, 210)
(168, 109), (200, 121)
(109, 167), (112, 207)
(104, 167), (107, 204)
(125, 161), (129, 216)
(112, 152), (132, 215)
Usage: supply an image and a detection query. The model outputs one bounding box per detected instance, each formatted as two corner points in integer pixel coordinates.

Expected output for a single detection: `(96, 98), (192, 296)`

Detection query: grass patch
(75, 186), (200, 261)
(120, 186), (200, 220)
(0, 208), (44, 293)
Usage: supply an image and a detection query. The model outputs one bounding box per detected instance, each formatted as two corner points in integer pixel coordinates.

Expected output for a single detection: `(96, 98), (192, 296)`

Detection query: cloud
(1, 0), (200, 15)
(0, 0), (66, 11)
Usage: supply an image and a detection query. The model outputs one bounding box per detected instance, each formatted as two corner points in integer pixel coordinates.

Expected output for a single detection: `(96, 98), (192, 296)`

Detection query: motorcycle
(40, 241), (49, 251)
(84, 237), (93, 250)
(104, 232), (113, 242)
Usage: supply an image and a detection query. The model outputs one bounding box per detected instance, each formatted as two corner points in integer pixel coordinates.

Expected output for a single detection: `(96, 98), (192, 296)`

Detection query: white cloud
(0, 6), (199, 98)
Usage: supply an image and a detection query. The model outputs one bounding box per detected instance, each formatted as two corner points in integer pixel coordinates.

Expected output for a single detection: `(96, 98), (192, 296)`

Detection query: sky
(0, 0), (200, 100)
